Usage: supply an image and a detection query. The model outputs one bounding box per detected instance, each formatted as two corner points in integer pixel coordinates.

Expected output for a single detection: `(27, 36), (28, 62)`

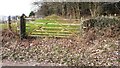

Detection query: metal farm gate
(25, 22), (80, 38)
(18, 15), (80, 39)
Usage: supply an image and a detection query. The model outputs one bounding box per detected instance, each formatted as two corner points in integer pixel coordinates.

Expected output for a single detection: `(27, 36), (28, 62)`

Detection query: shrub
(82, 17), (120, 31)
(81, 17), (120, 37)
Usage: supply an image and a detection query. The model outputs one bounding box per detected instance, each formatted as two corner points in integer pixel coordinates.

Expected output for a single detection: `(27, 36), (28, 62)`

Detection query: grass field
(1, 19), (80, 38)
(26, 19), (80, 38)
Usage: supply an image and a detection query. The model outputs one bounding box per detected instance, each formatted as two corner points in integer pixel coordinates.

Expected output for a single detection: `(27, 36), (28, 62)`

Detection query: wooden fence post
(8, 16), (11, 30)
(20, 14), (26, 40)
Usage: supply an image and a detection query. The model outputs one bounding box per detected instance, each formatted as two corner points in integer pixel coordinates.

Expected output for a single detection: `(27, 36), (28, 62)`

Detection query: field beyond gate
(25, 19), (80, 38)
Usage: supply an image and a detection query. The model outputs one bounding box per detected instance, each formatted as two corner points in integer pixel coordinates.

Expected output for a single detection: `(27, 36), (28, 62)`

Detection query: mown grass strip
(35, 19), (57, 23)
(26, 23), (80, 28)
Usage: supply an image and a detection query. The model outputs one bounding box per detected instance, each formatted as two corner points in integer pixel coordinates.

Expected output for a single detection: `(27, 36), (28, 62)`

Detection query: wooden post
(20, 14), (26, 40)
(8, 16), (11, 30)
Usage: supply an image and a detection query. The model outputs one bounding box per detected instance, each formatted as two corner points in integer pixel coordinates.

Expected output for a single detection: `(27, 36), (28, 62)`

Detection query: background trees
(29, 11), (35, 17)
(33, 2), (120, 19)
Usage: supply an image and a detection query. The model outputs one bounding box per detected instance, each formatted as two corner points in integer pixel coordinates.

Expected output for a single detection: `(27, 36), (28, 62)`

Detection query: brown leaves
(81, 28), (96, 45)
(1, 26), (119, 66)
(30, 39), (39, 46)
(21, 41), (29, 47)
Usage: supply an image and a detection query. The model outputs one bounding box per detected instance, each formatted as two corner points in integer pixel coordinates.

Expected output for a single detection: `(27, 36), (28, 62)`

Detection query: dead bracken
(1, 27), (119, 66)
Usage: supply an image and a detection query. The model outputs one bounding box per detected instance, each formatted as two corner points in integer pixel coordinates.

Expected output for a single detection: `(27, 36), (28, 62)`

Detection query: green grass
(26, 21), (80, 37)
(1, 19), (80, 38)
(35, 19), (57, 23)
(26, 23), (79, 29)
(35, 19), (69, 24)
(0, 23), (8, 29)
(0, 23), (18, 31)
